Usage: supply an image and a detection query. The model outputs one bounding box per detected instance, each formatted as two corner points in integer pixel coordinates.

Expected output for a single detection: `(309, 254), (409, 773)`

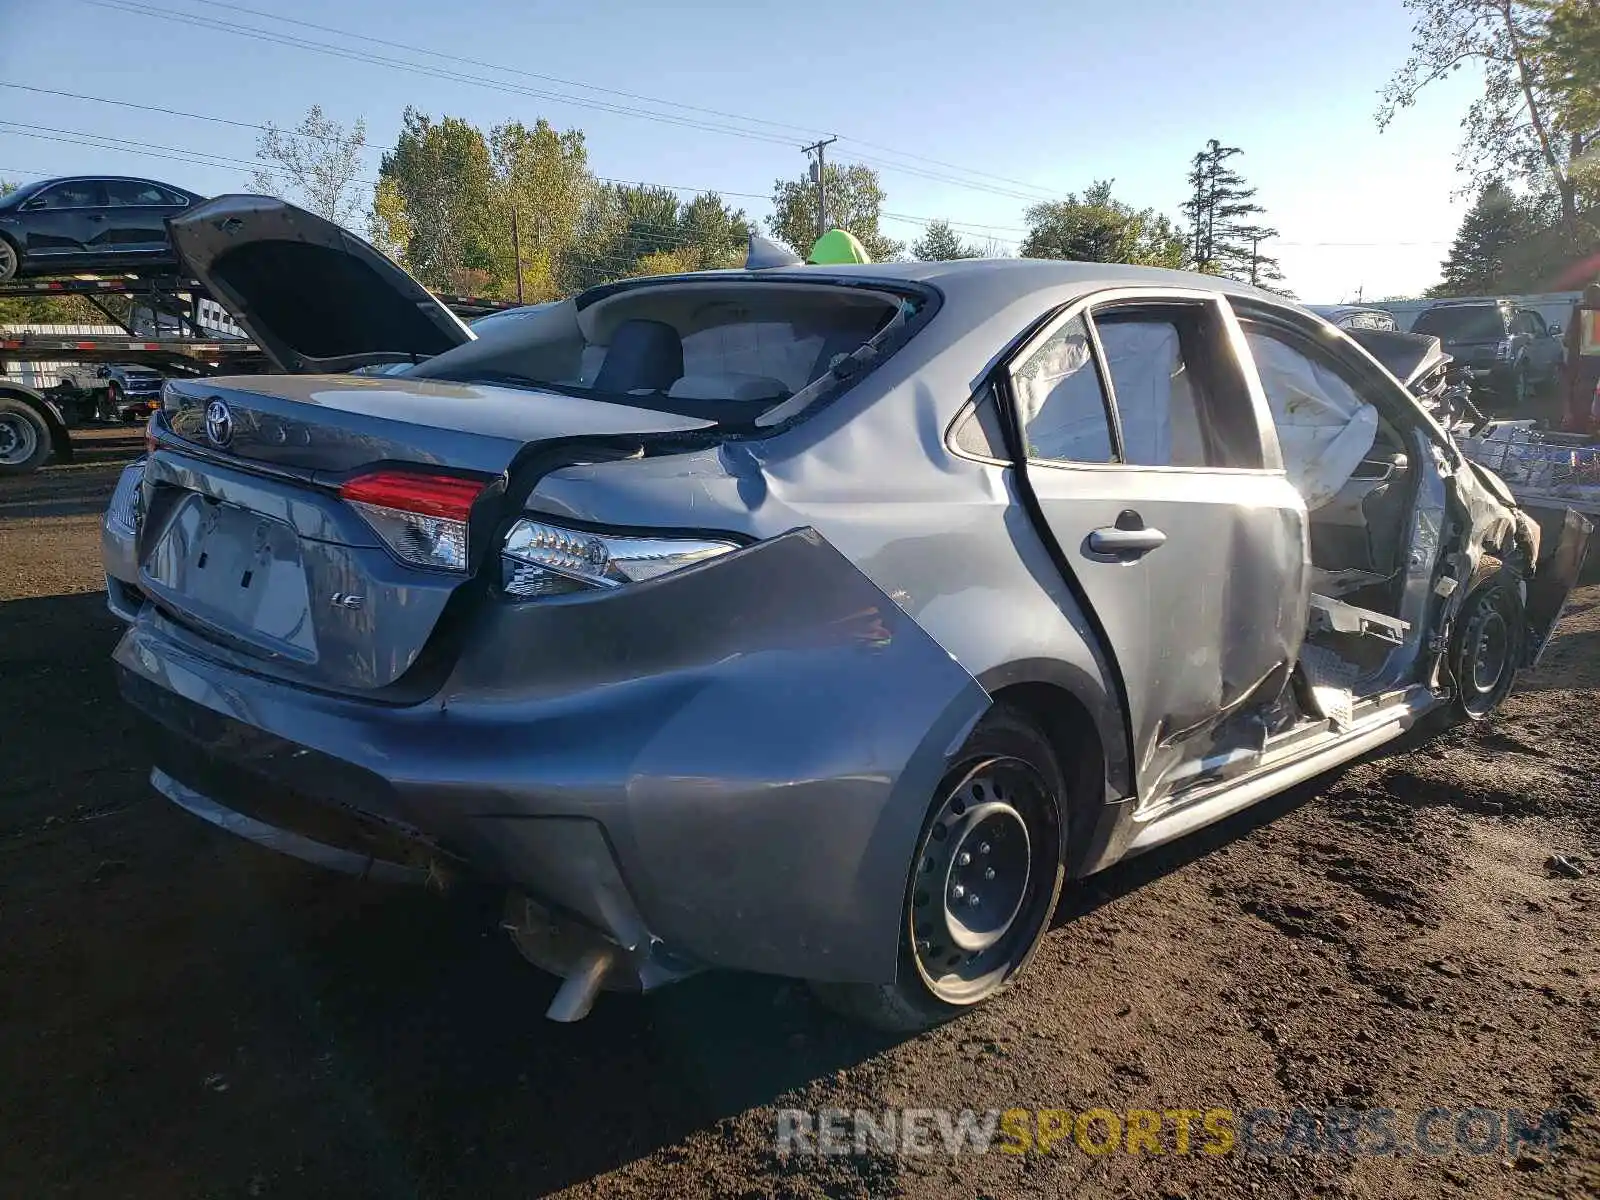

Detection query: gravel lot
(2, 427), (1596, 1199)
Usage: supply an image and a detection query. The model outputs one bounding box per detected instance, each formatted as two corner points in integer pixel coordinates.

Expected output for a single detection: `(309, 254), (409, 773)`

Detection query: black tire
(0, 396), (52, 475)
(0, 235), (19, 284)
(810, 705), (1068, 1032)
(1450, 558), (1526, 720)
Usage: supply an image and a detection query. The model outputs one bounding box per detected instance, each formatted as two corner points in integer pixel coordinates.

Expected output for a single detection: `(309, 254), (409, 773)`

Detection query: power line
(0, 107), (1032, 246)
(0, 85), (780, 201)
(76, 0), (1064, 204)
(80, 0), (804, 149)
(183, 0), (824, 143)
(182, 0), (1063, 201)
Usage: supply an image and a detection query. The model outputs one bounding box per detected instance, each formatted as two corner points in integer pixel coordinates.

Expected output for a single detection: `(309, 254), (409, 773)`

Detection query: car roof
(586, 257), (1293, 311)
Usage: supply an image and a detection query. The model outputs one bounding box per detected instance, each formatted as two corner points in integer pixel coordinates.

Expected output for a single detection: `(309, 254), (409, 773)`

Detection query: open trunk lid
(167, 195), (474, 373)
(139, 374), (714, 691)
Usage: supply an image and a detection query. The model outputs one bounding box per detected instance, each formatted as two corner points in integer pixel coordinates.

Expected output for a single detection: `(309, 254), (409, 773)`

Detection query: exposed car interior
(412, 281), (906, 423)
(1237, 317), (1431, 730)
(1243, 327), (1415, 604)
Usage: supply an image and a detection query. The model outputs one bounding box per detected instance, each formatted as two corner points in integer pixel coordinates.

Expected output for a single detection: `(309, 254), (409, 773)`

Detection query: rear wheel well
(987, 682), (1105, 869)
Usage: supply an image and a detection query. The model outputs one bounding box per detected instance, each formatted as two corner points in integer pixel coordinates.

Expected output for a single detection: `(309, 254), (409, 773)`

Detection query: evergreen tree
(1181, 140), (1283, 286)
(1429, 181), (1533, 296)
(911, 219), (981, 261)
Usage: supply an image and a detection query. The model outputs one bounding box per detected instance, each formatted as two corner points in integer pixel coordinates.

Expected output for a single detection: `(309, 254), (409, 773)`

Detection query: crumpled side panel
(439, 527), (993, 982)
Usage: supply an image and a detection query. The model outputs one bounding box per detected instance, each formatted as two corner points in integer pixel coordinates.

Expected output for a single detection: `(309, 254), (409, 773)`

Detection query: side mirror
(20, 197), (45, 212)
(1548, 323), (1562, 337)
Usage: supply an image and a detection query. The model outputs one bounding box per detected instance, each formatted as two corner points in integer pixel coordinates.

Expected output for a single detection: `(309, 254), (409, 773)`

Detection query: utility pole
(511, 207), (524, 305)
(802, 136), (838, 239)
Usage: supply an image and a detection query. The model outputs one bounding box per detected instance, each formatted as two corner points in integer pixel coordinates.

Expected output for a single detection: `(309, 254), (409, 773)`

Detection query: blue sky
(1, 0), (1484, 299)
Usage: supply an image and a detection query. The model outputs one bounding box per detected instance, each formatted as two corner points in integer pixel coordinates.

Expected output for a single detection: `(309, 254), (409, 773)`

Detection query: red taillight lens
(339, 470), (486, 521)
(339, 470), (488, 571)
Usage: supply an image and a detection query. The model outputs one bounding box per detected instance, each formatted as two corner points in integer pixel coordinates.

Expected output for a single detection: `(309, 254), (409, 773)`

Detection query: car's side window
(1010, 315), (1117, 464)
(1092, 315), (1210, 468)
(34, 181), (106, 209)
(1088, 302), (1265, 470)
(104, 180), (170, 207)
(1521, 310), (1548, 337)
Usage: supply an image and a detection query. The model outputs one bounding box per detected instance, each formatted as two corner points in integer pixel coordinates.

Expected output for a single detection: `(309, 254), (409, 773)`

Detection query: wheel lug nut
(968, 893), (981, 908)
(951, 884), (965, 900)
(957, 852), (971, 867)
(984, 867), (996, 881)
(979, 842), (992, 855)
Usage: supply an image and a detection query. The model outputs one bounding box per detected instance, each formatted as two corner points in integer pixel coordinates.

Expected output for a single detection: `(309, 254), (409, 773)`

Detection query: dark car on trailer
(0, 176), (204, 282)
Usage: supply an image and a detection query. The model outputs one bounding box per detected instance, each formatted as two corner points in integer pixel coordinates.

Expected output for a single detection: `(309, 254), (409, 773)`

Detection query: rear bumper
(114, 529), (991, 987)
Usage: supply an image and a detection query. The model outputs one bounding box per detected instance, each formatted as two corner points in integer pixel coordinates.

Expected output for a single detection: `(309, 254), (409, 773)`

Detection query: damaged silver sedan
(104, 197), (1591, 1031)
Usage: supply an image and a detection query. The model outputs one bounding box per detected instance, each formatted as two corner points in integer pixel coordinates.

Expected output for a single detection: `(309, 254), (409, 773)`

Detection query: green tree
(1181, 142), (1282, 284)
(1020, 180), (1187, 268)
(1378, 0), (1598, 246)
(487, 118), (593, 302)
(371, 108), (498, 293)
(1538, 0), (1600, 207)
(1430, 180), (1535, 295)
(911, 219), (981, 261)
(558, 185), (750, 292)
(767, 162), (903, 262)
(675, 191), (751, 269)
(246, 105), (368, 229)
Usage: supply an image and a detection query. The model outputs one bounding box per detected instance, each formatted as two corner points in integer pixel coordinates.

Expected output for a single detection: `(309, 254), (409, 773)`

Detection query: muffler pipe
(545, 947), (615, 1022)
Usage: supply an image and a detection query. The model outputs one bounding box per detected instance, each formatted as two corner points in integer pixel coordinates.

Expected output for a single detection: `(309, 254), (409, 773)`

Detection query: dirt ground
(1, 427), (1596, 1199)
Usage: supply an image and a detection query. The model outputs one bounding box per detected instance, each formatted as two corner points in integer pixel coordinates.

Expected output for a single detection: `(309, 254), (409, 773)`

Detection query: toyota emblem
(204, 398), (233, 448)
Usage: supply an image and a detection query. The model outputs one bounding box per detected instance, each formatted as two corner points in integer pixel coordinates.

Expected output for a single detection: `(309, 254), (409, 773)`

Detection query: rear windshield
(410, 279), (919, 424)
(1412, 305), (1506, 341)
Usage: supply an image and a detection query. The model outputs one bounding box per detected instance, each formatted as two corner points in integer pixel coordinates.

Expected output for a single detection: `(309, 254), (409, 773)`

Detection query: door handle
(86, 214), (106, 222)
(1088, 525), (1168, 556)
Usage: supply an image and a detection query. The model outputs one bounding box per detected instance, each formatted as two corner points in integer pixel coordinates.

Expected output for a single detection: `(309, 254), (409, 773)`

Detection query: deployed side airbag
(1247, 331), (1380, 509)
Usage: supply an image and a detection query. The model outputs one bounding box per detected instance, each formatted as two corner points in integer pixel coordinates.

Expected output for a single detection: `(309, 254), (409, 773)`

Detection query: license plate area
(143, 493), (317, 662)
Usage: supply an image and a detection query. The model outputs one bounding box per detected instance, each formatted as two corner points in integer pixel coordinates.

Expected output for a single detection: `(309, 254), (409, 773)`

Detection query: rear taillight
(340, 469), (488, 571)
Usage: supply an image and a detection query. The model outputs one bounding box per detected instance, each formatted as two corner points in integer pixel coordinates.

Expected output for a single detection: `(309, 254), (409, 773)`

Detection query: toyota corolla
(104, 197), (1589, 1030)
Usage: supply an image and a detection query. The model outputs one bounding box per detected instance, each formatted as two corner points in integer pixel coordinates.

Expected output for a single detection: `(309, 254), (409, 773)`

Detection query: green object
(808, 228), (871, 265)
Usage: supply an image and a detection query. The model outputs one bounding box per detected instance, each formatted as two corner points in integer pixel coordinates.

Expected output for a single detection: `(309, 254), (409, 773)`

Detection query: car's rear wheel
(0, 236), (18, 283)
(1451, 559), (1526, 719)
(810, 706), (1067, 1032)
(0, 398), (50, 474)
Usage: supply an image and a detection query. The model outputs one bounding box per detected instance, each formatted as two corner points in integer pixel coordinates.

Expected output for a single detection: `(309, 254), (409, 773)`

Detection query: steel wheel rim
(1461, 590), (1516, 715)
(0, 240), (15, 280)
(0, 412), (38, 465)
(909, 757), (1053, 1005)
(1468, 608), (1510, 697)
